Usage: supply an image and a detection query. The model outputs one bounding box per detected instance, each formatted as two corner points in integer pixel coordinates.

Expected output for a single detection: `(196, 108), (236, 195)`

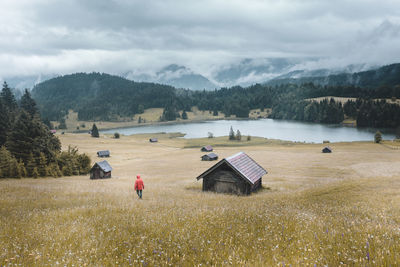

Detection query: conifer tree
(91, 123), (99, 137)
(32, 167), (39, 178)
(236, 130), (242, 141)
(0, 100), (9, 146)
(0, 146), (13, 178)
(229, 126), (235, 140)
(18, 159), (27, 178)
(9, 158), (19, 178)
(26, 153), (36, 177)
(37, 153), (47, 177)
(20, 89), (38, 118)
(181, 110), (188, 120)
(1, 82), (18, 112)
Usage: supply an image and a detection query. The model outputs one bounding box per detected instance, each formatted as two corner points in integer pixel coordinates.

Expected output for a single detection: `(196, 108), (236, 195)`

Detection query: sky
(1, 0), (400, 78)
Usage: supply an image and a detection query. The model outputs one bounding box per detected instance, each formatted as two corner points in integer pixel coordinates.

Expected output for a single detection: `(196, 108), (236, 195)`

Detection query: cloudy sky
(1, 0), (400, 77)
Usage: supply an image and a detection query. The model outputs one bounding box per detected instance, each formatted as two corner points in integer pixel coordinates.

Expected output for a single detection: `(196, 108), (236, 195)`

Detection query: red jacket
(134, 178), (144, 190)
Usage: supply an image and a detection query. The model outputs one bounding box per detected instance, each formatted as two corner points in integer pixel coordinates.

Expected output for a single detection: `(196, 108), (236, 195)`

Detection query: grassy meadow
(1, 133), (400, 266)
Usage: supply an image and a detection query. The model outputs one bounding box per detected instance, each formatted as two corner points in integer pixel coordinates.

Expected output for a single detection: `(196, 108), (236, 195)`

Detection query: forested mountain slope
(32, 73), (177, 121)
(268, 63), (400, 88)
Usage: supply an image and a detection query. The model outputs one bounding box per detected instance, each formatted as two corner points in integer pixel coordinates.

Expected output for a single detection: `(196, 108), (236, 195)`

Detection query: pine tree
(20, 89), (38, 118)
(181, 110), (188, 120)
(18, 159), (27, 178)
(229, 126), (235, 140)
(9, 158), (20, 178)
(37, 153), (47, 177)
(236, 130), (242, 141)
(0, 100), (10, 146)
(91, 123), (99, 138)
(1, 82), (18, 112)
(6, 111), (36, 163)
(32, 167), (39, 178)
(0, 146), (13, 178)
(26, 153), (36, 177)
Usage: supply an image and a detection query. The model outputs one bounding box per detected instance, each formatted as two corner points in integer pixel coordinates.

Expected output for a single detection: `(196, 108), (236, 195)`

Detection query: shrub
(374, 131), (382, 143)
(114, 132), (120, 139)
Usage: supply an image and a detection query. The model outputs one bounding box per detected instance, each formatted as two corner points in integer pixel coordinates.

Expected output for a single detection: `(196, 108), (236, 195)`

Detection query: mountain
(213, 58), (302, 87)
(124, 64), (217, 91)
(267, 63), (400, 88)
(32, 72), (178, 121)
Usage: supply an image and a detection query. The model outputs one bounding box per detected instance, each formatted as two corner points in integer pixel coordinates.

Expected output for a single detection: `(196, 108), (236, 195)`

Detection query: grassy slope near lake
(53, 107), (270, 132)
(0, 133), (399, 265)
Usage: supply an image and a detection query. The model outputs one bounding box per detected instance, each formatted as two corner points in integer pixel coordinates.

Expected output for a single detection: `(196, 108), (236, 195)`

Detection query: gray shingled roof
(202, 153), (218, 159)
(225, 152), (267, 184)
(96, 160), (112, 172)
(201, 145), (213, 151)
(197, 152), (267, 184)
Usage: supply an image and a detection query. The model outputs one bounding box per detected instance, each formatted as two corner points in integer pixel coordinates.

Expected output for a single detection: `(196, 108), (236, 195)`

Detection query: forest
(31, 70), (400, 129)
(0, 82), (91, 178)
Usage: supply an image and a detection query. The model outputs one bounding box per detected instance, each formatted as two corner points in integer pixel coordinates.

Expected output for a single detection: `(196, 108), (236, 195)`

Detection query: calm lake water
(101, 119), (396, 143)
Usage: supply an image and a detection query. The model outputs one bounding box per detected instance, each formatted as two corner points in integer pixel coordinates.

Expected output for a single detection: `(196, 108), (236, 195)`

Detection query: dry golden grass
(1, 133), (400, 266)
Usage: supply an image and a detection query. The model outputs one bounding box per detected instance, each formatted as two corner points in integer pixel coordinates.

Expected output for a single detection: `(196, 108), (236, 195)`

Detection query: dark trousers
(136, 190), (142, 199)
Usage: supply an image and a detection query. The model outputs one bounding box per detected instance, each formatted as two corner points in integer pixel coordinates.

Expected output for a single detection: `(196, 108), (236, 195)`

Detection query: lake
(101, 119), (396, 143)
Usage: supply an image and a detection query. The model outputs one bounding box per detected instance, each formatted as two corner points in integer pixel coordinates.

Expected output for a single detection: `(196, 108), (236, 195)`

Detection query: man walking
(134, 174), (144, 199)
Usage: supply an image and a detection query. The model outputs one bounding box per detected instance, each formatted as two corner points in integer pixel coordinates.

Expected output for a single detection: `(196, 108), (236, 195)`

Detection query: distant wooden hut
(322, 146), (332, 153)
(149, 138), (158, 143)
(201, 145), (213, 152)
(197, 152), (267, 195)
(97, 150), (110, 157)
(90, 160), (112, 179)
(201, 153), (218, 161)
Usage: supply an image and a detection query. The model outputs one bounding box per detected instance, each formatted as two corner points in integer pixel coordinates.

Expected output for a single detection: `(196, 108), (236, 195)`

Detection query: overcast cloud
(1, 0), (400, 77)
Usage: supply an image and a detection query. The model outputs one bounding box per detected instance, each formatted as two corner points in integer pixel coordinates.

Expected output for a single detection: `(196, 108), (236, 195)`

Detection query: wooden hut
(197, 152), (267, 195)
(149, 138), (158, 143)
(322, 146), (332, 153)
(201, 145), (213, 152)
(97, 150), (110, 157)
(201, 153), (218, 161)
(90, 160), (112, 179)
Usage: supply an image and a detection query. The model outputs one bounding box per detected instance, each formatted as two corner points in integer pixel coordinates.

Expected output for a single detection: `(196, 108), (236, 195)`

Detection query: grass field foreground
(1, 133), (399, 266)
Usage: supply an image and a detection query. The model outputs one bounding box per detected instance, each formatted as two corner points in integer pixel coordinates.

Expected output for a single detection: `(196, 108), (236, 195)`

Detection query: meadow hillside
(1, 133), (399, 266)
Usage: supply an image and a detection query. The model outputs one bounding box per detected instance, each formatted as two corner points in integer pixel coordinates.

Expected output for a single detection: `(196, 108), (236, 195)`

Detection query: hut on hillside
(322, 146), (332, 153)
(201, 145), (213, 152)
(90, 160), (112, 179)
(197, 152), (267, 195)
(97, 150), (110, 157)
(201, 153), (218, 161)
(149, 138), (158, 143)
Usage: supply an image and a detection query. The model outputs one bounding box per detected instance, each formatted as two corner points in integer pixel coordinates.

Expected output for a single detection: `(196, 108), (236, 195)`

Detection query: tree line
(31, 72), (400, 128)
(0, 82), (91, 178)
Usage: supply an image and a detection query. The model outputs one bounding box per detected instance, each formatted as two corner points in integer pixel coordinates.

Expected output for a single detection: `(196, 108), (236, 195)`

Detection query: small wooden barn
(197, 152), (267, 195)
(201, 153), (218, 161)
(90, 160), (112, 179)
(322, 146), (332, 153)
(201, 145), (213, 152)
(149, 138), (158, 143)
(97, 150), (110, 157)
